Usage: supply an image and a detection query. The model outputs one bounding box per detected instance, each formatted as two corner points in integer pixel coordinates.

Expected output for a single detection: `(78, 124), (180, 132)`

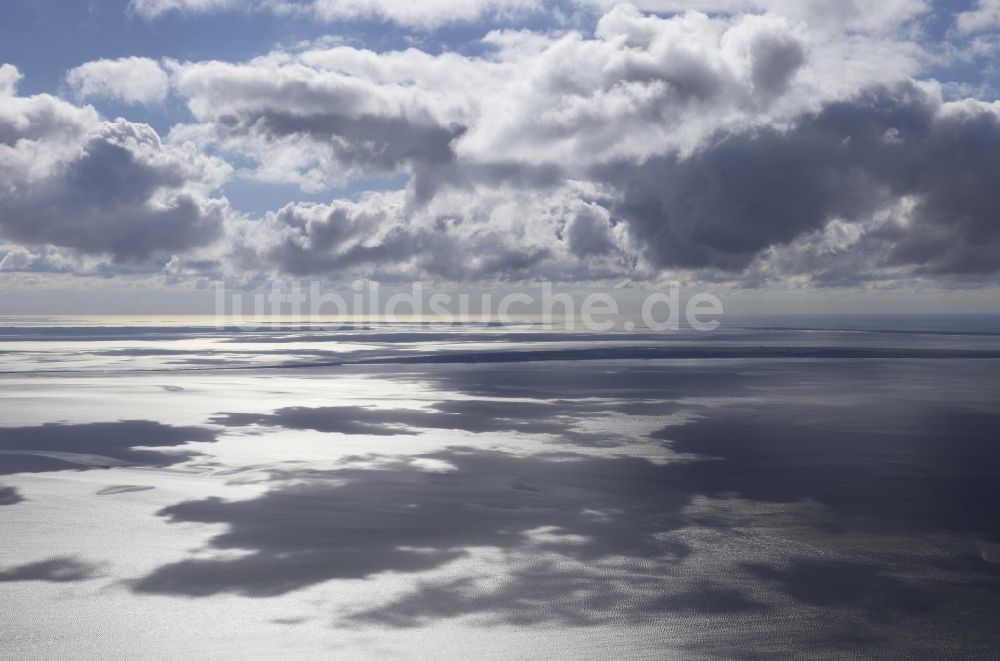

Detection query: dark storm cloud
(606, 82), (1000, 275)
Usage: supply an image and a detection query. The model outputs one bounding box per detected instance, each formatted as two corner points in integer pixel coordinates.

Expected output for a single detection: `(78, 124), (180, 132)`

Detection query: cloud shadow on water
(0, 421), (217, 474)
(0, 557), (100, 583)
(0, 486), (23, 505)
(210, 398), (652, 445)
(742, 559), (933, 614)
(133, 449), (693, 598)
(656, 401), (1000, 540)
(130, 359), (1000, 656)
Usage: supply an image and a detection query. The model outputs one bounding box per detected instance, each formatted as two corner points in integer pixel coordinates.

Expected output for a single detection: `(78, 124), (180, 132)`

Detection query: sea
(1, 314), (999, 659)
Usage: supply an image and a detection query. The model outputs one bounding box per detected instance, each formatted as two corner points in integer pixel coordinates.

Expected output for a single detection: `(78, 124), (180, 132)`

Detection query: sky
(2, 0), (1000, 313)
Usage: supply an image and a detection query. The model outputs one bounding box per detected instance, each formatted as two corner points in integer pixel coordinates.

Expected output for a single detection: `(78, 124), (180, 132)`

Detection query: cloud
(168, 51), (475, 191)
(604, 82), (1000, 275)
(217, 178), (631, 281)
(0, 64), (21, 96)
(587, 0), (931, 34)
(165, 4), (983, 282)
(0, 246), (36, 272)
(129, 0), (931, 33)
(158, 7), (820, 279)
(302, 0), (542, 28)
(955, 0), (1000, 34)
(167, 4), (920, 194)
(239, 194), (413, 277)
(66, 57), (170, 105)
(8, 2), (1000, 286)
(0, 68), (233, 267)
(125, 4), (986, 283)
(455, 8), (815, 169)
(565, 203), (618, 258)
(130, 0), (542, 28)
(129, 0), (238, 19)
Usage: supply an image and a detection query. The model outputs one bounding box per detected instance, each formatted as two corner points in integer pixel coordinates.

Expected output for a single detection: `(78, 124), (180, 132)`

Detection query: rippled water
(1, 316), (999, 659)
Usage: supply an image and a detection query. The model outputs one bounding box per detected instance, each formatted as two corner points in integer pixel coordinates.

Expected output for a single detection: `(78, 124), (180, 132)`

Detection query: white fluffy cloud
(130, 0), (932, 33)
(301, 0), (541, 28)
(167, 3), (926, 194)
(210, 176), (631, 282)
(157, 4), (1000, 283)
(0, 64), (21, 97)
(167, 50), (474, 191)
(0, 66), (232, 267)
(130, 0), (542, 28)
(129, 0), (239, 19)
(8, 2), (1000, 286)
(955, 0), (1000, 34)
(66, 57), (170, 105)
(586, 0), (930, 34)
